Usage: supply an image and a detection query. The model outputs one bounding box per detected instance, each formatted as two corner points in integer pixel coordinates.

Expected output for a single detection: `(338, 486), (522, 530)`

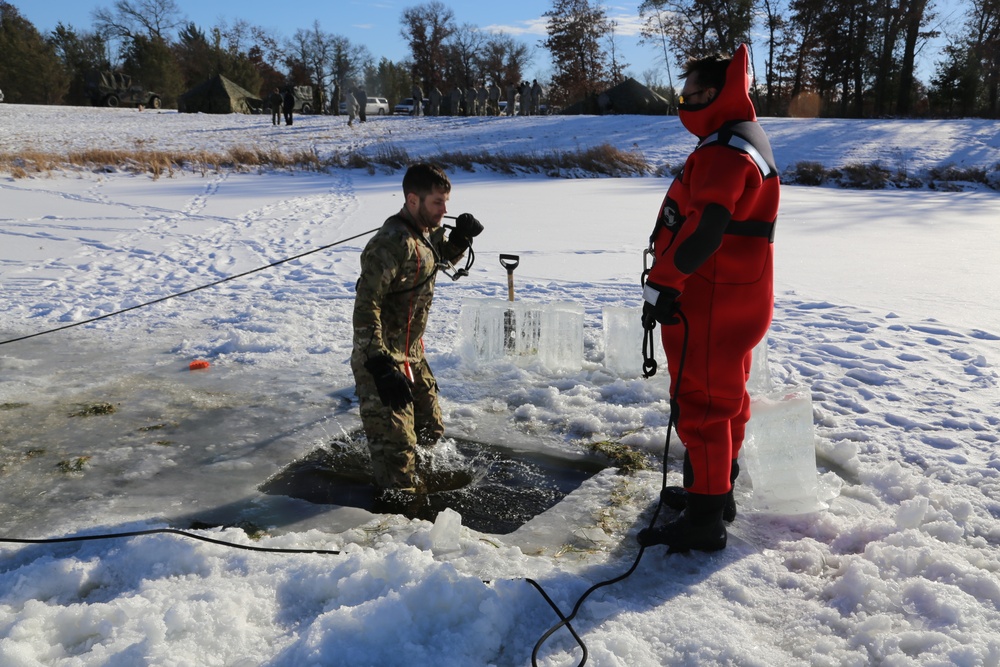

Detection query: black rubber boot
(637, 492), (728, 553)
(660, 460), (739, 523)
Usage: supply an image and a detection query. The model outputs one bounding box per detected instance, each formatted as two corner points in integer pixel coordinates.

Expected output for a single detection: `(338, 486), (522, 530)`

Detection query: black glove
(642, 282), (681, 329)
(450, 213), (484, 249)
(363, 354), (413, 410)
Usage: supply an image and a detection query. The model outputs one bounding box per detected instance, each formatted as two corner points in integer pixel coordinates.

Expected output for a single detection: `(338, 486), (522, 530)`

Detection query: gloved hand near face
(450, 213), (484, 249)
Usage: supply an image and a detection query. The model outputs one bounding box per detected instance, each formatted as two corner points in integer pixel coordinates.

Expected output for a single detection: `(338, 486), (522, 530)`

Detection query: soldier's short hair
(681, 54), (731, 90)
(402, 163), (451, 198)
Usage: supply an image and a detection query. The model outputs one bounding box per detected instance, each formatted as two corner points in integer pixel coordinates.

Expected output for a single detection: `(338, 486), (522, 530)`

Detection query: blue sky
(20, 0), (962, 87)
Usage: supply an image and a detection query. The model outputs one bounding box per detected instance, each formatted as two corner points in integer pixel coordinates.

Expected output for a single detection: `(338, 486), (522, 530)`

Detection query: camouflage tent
(560, 77), (670, 116)
(178, 75), (262, 114)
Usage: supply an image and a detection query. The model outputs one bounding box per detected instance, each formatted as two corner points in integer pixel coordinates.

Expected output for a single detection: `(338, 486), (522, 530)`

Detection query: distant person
(268, 88), (283, 126)
(637, 44), (780, 553)
(411, 84), (423, 116)
(505, 84), (516, 116)
(487, 82), (500, 116)
(357, 88), (368, 122)
(332, 83), (341, 116)
(466, 84), (479, 116)
(459, 87), (476, 116)
(477, 84), (488, 116)
(428, 86), (441, 116)
(347, 89), (360, 127)
(531, 79), (542, 115)
(519, 81), (531, 116)
(351, 164), (484, 495)
(282, 87), (295, 126)
(450, 86), (462, 117)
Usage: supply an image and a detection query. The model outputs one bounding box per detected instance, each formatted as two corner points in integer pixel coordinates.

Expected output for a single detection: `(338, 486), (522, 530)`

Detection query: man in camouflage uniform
(351, 164), (483, 493)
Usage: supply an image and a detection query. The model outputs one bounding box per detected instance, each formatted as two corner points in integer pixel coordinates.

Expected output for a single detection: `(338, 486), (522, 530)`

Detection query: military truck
(86, 71), (162, 109)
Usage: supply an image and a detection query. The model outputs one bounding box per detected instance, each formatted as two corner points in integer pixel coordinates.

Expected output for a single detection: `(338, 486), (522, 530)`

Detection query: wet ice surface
(261, 432), (606, 534)
(0, 330), (367, 537)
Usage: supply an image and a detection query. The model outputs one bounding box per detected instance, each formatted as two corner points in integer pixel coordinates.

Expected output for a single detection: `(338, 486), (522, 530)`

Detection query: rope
(0, 226), (381, 347)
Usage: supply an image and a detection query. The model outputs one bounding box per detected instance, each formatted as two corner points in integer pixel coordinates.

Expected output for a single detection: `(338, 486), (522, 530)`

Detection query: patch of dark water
(260, 432), (606, 534)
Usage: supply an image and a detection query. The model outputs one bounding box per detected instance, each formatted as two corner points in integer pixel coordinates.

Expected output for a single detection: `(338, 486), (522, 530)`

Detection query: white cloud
(481, 17), (549, 37)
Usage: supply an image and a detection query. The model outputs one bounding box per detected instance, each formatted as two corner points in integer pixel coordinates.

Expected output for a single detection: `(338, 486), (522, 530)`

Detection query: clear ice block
(741, 386), (824, 514)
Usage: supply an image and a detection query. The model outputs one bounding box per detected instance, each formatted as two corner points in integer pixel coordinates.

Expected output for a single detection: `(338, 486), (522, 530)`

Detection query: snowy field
(1, 105), (999, 666)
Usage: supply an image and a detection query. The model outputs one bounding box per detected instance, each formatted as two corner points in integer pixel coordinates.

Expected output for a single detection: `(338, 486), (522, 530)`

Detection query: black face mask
(678, 99), (714, 113)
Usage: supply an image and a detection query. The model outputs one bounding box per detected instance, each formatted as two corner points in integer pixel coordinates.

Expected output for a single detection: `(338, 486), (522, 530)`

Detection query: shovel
(499, 254), (519, 352)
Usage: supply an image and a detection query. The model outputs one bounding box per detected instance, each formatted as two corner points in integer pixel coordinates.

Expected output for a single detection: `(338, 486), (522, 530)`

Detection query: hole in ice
(259, 431), (606, 534)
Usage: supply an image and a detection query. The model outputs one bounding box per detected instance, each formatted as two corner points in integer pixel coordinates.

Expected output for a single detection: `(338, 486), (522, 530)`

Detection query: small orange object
(189, 360), (210, 371)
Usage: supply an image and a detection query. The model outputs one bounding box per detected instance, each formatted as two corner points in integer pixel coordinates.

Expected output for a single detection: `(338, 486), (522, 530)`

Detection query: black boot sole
(660, 486), (737, 523)
(637, 524), (727, 552)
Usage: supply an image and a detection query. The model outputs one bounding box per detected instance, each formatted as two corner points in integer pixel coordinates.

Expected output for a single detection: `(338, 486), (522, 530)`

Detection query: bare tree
(400, 1), (456, 91)
(638, 0), (678, 96)
(331, 34), (372, 97)
(444, 23), (485, 87)
(897, 0), (937, 114)
(606, 19), (630, 84)
(91, 0), (183, 41)
(479, 31), (531, 88)
(289, 21), (335, 92)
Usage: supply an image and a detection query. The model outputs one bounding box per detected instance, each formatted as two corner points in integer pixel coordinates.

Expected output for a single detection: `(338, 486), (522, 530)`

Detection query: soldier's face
(410, 187), (449, 230)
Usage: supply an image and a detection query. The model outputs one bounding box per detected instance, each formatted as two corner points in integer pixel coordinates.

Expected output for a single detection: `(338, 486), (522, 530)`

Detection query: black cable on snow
(0, 527), (340, 555)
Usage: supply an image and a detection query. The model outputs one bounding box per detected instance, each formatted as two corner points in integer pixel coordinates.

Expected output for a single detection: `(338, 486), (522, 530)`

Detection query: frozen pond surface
(1, 108), (999, 666)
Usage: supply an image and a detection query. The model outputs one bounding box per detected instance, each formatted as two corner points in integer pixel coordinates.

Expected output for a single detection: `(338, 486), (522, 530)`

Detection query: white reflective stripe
(643, 282), (662, 305)
(699, 132), (719, 149)
(728, 136), (774, 177)
(698, 132), (774, 178)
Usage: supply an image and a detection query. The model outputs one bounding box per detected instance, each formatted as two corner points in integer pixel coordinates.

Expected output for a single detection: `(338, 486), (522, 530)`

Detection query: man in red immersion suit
(638, 44), (780, 552)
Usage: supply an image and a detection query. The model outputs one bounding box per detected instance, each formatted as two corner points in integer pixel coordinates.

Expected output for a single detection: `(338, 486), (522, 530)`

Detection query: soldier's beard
(416, 199), (443, 230)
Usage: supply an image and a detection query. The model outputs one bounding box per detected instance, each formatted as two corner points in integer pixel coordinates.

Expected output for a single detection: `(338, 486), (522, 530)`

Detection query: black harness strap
(699, 121), (779, 243)
(724, 218), (777, 242)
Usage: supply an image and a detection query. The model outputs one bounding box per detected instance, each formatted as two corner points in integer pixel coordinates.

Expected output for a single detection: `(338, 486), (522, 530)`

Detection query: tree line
(0, 0), (537, 113)
(636, 0), (1000, 118)
(1, 0), (997, 118)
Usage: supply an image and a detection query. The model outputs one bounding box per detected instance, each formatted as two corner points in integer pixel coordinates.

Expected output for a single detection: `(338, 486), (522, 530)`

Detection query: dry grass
(3, 140), (996, 190)
(0, 145), (326, 179)
(435, 142), (650, 177)
(0, 141), (650, 179)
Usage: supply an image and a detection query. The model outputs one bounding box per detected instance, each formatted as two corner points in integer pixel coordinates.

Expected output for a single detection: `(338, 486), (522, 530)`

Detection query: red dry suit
(644, 44), (780, 496)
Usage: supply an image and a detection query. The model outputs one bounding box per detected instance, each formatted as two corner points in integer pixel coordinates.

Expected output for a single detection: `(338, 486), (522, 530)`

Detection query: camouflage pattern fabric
(351, 356), (444, 489)
(351, 211), (466, 489)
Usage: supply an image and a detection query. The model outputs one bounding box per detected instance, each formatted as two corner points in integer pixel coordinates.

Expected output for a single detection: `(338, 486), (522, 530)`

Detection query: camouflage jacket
(352, 210), (467, 364)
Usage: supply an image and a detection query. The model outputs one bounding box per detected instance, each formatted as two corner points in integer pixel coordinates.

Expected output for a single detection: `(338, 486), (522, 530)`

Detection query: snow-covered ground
(0, 105), (998, 666)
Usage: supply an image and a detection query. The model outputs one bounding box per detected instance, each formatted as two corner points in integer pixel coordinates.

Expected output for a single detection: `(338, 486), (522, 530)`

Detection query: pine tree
(0, 2), (69, 104)
(49, 23), (111, 106)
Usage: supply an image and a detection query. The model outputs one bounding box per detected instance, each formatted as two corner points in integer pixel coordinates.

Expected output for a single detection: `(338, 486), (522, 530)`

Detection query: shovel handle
(499, 254), (519, 302)
(499, 254), (520, 272)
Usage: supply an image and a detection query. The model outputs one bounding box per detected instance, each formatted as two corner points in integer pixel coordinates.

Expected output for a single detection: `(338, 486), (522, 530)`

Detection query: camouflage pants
(351, 356), (444, 489)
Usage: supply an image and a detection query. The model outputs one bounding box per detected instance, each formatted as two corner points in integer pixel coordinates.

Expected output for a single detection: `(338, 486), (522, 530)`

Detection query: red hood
(679, 44), (757, 139)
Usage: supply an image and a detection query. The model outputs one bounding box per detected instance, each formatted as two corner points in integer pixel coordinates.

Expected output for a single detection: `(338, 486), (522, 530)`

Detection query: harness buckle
(641, 247), (653, 286)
